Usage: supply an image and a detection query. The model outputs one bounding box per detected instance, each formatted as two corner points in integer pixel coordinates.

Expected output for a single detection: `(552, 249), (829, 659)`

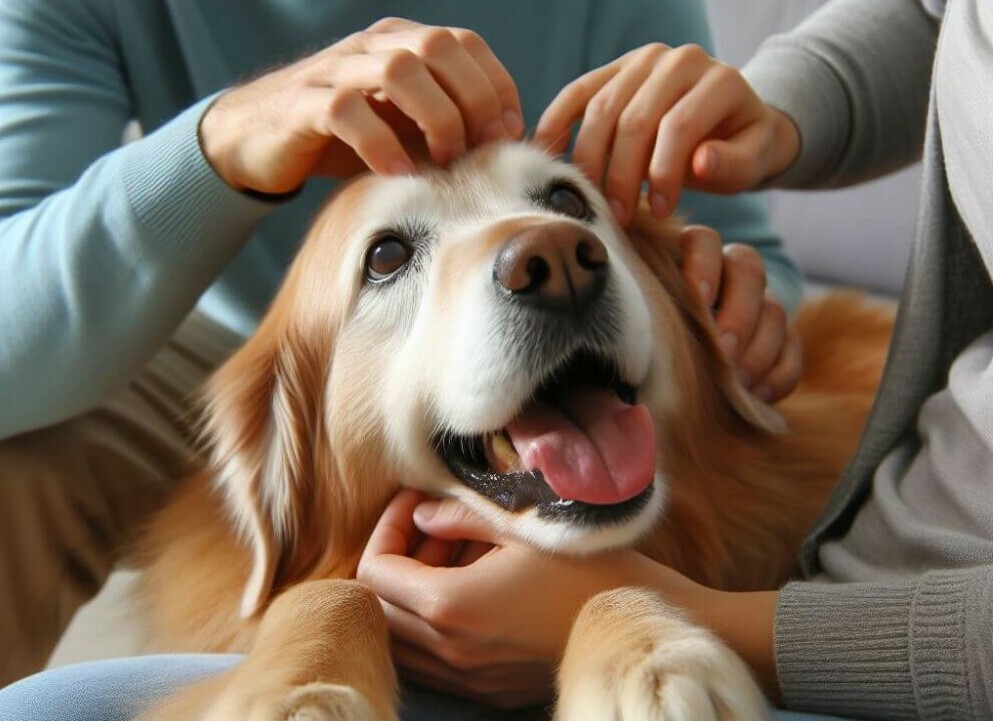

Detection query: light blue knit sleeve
(0, 1), (276, 440)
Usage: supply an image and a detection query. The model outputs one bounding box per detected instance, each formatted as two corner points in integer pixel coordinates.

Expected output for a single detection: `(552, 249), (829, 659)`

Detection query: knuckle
(724, 244), (765, 279)
(641, 41), (670, 58)
(710, 62), (741, 87)
(325, 88), (361, 121)
(764, 298), (787, 324)
(660, 108), (694, 138)
(367, 16), (403, 32)
(452, 28), (485, 53)
(616, 109), (655, 138)
(382, 48), (422, 83)
(417, 27), (459, 58)
(671, 43), (709, 68)
(586, 93), (620, 122)
(424, 595), (460, 630)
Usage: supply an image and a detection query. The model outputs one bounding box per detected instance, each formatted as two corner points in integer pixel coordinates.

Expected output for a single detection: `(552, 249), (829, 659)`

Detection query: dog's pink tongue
(506, 387), (656, 505)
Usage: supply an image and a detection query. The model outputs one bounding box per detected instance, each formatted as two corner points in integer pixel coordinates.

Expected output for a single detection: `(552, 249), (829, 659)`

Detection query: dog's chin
(431, 348), (662, 548)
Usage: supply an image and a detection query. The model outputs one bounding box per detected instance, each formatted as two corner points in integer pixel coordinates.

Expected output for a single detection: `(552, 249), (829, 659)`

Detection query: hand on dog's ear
(625, 204), (787, 434)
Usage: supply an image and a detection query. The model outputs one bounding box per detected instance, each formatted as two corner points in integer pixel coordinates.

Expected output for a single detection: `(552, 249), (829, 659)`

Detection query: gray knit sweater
(744, 1), (993, 719)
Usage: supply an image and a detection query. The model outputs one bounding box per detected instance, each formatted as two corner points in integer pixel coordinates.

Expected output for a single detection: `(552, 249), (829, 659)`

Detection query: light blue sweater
(0, 0), (802, 440)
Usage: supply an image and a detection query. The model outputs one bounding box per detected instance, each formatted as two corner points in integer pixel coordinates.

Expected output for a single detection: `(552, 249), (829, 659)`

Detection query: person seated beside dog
(358, 1), (993, 720)
(0, 0), (802, 703)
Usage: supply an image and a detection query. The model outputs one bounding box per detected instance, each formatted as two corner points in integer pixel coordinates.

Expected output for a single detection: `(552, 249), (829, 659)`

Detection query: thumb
(690, 124), (771, 193)
(413, 498), (500, 543)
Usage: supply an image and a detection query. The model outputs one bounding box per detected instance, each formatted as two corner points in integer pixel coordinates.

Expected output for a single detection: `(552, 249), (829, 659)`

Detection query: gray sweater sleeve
(775, 567), (993, 720)
(742, 0), (939, 188)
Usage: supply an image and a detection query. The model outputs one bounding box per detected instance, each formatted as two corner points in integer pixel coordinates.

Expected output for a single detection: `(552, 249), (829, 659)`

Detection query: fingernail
(755, 385), (773, 402)
(390, 160), (416, 176)
(413, 501), (439, 526)
(699, 281), (716, 307)
(440, 142), (466, 166)
(503, 110), (524, 138)
(480, 119), (507, 144)
(608, 198), (626, 222)
(720, 332), (739, 359)
(699, 146), (718, 177)
(649, 191), (670, 218)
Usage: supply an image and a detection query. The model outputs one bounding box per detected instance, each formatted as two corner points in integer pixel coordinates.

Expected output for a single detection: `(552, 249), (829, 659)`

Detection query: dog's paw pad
(276, 683), (381, 721)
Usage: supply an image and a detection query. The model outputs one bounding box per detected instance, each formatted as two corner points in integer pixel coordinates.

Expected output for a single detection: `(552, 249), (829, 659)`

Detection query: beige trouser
(0, 313), (244, 687)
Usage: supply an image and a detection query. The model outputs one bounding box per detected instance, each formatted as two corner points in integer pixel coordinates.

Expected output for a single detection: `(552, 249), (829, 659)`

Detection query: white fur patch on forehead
(350, 144), (595, 240)
(355, 175), (438, 233)
(477, 143), (589, 194)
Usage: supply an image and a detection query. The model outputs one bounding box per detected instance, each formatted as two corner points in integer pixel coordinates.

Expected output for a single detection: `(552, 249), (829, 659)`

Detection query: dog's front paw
(205, 682), (393, 721)
(556, 589), (768, 721)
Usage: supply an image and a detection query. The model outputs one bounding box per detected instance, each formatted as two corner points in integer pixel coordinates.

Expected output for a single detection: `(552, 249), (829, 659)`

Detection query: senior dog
(135, 143), (892, 721)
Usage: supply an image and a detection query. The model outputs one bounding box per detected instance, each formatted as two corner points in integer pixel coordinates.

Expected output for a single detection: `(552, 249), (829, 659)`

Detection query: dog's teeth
(489, 432), (520, 472)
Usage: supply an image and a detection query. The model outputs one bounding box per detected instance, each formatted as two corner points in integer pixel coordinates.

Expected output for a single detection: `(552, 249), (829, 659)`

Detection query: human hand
(356, 490), (662, 708)
(533, 43), (800, 225)
(199, 17), (524, 194)
(678, 225), (802, 403)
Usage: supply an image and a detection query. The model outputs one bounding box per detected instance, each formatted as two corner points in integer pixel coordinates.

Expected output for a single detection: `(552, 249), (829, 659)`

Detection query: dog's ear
(201, 302), (334, 618)
(625, 202), (786, 434)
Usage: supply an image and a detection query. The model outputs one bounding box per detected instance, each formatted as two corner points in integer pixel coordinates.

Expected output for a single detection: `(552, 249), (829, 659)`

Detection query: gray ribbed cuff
(776, 569), (992, 720)
(743, 42), (850, 189)
(120, 94), (280, 261)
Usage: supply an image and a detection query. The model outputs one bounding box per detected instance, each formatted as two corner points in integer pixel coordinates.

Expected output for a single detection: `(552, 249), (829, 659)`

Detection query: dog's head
(204, 143), (782, 616)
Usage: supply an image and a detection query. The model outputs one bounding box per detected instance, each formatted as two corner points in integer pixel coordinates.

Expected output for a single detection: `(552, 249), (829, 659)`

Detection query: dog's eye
(365, 235), (412, 282)
(546, 183), (590, 220)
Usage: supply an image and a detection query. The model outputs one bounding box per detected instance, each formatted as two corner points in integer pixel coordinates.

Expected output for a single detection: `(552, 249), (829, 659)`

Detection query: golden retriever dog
(134, 143), (892, 721)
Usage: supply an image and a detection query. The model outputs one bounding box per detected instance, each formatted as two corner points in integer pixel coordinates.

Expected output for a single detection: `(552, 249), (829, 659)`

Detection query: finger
(361, 28), (507, 146)
(736, 297), (787, 389)
(411, 535), (460, 567)
(713, 244), (766, 364)
(324, 50), (467, 165)
(648, 59), (749, 215)
(412, 498), (501, 542)
(689, 122), (771, 193)
(358, 544), (455, 614)
(359, 488), (426, 562)
(533, 61), (623, 158)
(603, 47), (702, 223)
(382, 600), (450, 650)
(298, 88), (417, 179)
(364, 17), (425, 34)
(450, 28), (524, 137)
(572, 51), (658, 199)
(677, 225), (723, 307)
(752, 326), (803, 403)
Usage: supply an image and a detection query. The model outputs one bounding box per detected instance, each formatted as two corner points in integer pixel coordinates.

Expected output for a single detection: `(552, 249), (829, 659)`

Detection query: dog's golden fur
(133, 145), (893, 721)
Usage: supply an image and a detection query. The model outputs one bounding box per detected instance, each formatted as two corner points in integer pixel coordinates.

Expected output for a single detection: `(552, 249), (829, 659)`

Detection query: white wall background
(703, 0), (920, 295)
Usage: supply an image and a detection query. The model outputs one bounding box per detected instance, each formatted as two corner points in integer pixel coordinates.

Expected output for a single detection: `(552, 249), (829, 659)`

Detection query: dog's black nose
(493, 223), (608, 314)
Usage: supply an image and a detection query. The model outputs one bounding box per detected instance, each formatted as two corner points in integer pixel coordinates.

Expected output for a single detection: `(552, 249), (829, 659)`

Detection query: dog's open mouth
(436, 351), (657, 522)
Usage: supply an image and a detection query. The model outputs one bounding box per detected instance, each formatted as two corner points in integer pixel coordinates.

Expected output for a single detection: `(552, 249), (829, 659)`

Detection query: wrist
(198, 94), (247, 192)
(766, 108), (801, 182)
(637, 562), (781, 702)
(703, 588), (781, 702)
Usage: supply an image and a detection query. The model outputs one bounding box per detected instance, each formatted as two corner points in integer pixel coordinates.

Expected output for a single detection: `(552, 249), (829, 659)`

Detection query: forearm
(0, 97), (276, 439)
(744, 0), (939, 189)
